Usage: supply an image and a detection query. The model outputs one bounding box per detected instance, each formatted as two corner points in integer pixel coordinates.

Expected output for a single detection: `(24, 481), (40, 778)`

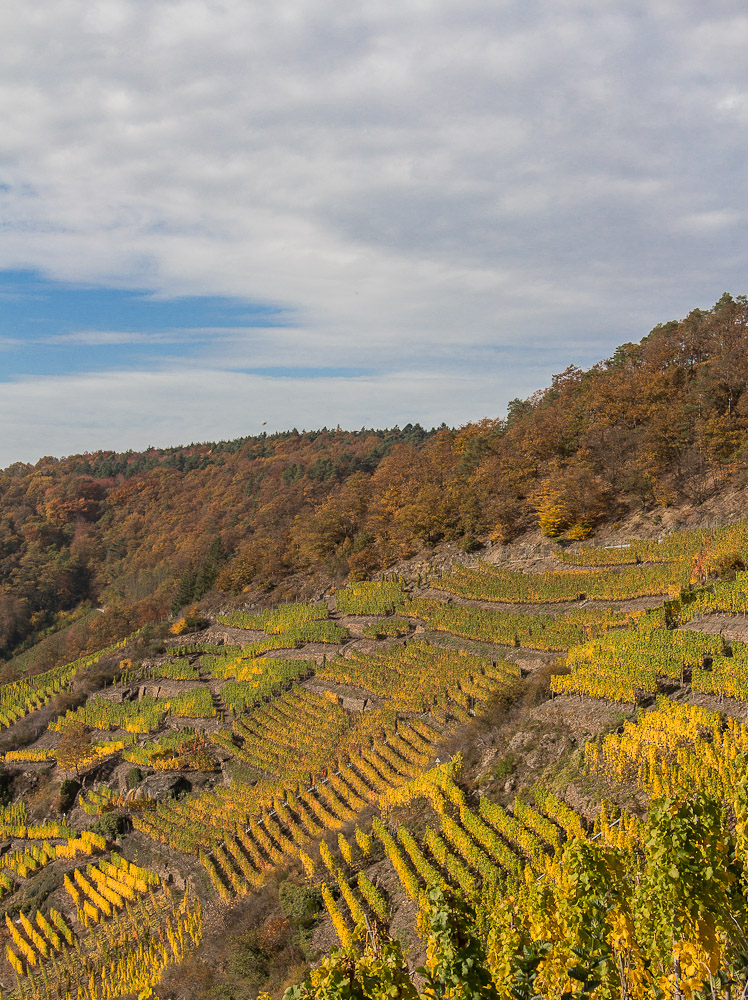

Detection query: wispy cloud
(41, 330), (178, 346)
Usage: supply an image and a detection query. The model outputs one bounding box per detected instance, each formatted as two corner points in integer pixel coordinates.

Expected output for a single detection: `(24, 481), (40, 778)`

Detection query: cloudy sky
(1, 0), (745, 467)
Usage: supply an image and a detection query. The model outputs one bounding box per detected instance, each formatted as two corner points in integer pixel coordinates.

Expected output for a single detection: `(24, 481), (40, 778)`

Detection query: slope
(0, 518), (748, 997)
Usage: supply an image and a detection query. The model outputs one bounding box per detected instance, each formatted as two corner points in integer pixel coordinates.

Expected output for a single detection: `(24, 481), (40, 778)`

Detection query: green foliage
(228, 930), (270, 983)
(144, 656), (199, 680)
(0, 642), (125, 729)
(318, 640), (516, 714)
(281, 932), (418, 1000)
(404, 597), (639, 652)
(281, 786), (748, 1000)
(123, 729), (197, 767)
(460, 535), (483, 553)
(556, 840), (624, 993)
(506, 943), (552, 1000)
(51, 686), (215, 735)
(58, 777), (79, 812)
(170, 611), (211, 635)
(361, 618), (411, 640)
(435, 560), (687, 605)
(91, 809), (128, 840)
(220, 658), (313, 713)
(218, 602), (329, 632)
(278, 889), (561, 1000)
(279, 880), (323, 928)
(126, 767), (143, 790)
(334, 580), (406, 616)
(637, 795), (736, 977)
(418, 886), (499, 999)
(172, 537), (230, 614)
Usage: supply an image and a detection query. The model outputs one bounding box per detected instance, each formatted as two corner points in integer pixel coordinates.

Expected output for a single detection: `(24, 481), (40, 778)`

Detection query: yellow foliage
(489, 522), (510, 545)
(565, 522), (593, 541)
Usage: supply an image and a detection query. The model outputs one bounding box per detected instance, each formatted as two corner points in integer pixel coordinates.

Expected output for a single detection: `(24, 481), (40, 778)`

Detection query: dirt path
(416, 588), (667, 615)
(679, 613), (748, 644)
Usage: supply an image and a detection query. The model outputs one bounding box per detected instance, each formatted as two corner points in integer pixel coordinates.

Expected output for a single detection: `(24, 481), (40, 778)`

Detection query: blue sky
(0, 0), (745, 467)
(0, 270), (289, 377)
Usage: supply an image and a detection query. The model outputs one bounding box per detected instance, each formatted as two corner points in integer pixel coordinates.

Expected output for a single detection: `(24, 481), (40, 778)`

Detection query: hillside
(0, 517), (746, 997)
(0, 295), (746, 999)
(1, 293), (746, 673)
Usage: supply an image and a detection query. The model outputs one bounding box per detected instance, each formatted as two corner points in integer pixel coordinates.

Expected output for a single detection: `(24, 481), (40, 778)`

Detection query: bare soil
(416, 589), (667, 615)
(680, 612), (748, 643)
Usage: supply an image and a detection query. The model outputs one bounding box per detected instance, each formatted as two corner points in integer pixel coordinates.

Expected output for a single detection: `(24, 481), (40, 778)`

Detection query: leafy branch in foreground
(273, 785), (748, 1000)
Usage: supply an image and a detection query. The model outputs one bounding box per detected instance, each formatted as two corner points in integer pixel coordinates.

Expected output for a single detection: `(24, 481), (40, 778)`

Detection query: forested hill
(1, 292), (746, 665)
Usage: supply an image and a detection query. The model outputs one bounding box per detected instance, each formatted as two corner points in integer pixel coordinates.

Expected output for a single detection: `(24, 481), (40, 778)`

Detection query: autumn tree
(55, 722), (93, 776)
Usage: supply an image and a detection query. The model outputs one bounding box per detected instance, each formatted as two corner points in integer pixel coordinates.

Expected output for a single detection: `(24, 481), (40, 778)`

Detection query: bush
(228, 929), (270, 982)
(10, 866), (61, 920)
(170, 776), (192, 799)
(169, 612), (210, 636)
(279, 880), (323, 928)
(126, 767), (143, 790)
(460, 536), (483, 554)
(91, 811), (129, 840)
(0, 770), (12, 807)
(709, 550), (746, 577)
(58, 778), (80, 813)
(565, 522), (593, 541)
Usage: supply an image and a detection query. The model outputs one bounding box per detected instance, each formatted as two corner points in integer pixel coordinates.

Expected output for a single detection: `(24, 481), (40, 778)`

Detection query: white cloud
(0, 0), (745, 459)
(0, 366), (549, 468)
(676, 210), (742, 234)
(42, 330), (178, 345)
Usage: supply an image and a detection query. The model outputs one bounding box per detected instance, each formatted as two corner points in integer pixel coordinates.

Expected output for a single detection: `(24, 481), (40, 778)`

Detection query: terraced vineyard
(2, 519), (748, 998)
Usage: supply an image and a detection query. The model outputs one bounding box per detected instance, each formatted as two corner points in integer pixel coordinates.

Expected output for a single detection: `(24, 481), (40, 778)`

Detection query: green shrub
(279, 879), (323, 928)
(91, 810), (128, 840)
(58, 778), (80, 813)
(126, 767), (143, 790)
(460, 536), (483, 553)
(0, 770), (12, 807)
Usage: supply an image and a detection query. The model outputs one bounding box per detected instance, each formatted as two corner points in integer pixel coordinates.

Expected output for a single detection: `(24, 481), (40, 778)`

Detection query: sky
(0, 0), (745, 468)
